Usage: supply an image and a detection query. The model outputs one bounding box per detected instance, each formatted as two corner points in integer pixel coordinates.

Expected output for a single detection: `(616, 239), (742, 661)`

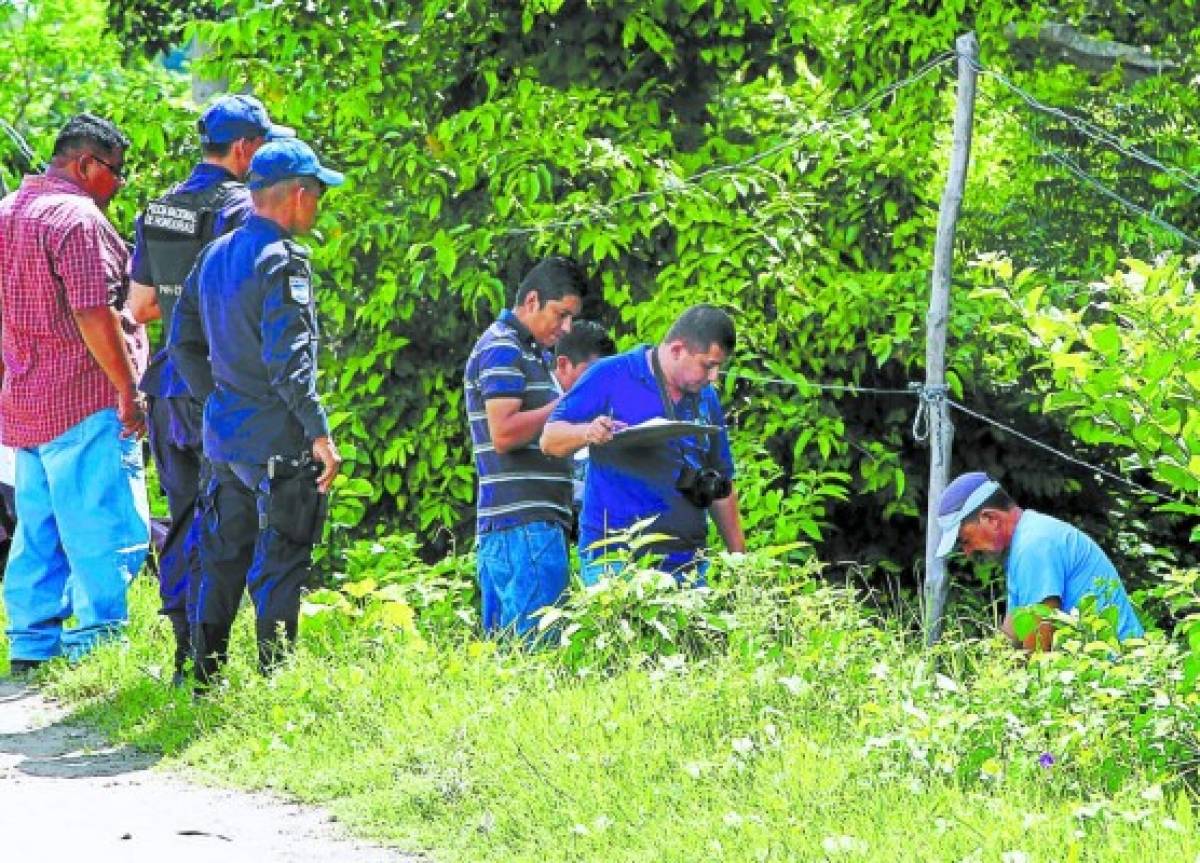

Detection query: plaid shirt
(0, 175), (136, 447)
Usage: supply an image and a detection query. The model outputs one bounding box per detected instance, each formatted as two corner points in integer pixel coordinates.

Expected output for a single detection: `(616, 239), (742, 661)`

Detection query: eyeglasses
(88, 153), (126, 183)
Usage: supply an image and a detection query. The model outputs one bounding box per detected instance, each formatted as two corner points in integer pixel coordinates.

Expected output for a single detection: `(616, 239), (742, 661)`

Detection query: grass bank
(8, 550), (1200, 863)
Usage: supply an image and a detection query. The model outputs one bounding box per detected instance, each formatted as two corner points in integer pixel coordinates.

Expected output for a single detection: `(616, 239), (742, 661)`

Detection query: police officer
(128, 95), (293, 684)
(168, 138), (344, 682)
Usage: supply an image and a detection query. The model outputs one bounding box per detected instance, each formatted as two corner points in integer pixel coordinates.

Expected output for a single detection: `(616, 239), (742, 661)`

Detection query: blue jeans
(4, 408), (150, 661)
(476, 521), (569, 637)
(579, 545), (708, 587)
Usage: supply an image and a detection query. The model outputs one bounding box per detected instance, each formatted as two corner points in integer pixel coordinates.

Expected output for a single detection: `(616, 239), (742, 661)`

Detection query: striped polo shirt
(464, 309), (572, 534)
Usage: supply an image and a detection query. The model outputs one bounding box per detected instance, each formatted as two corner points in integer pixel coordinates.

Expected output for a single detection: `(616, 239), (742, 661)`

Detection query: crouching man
(935, 471), (1144, 649)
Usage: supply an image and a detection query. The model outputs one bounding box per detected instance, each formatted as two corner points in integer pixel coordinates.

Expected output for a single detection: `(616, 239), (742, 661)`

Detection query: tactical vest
(141, 180), (243, 348)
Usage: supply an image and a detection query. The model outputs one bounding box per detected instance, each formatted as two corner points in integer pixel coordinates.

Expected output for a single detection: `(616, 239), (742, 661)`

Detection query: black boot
(166, 611), (190, 687)
(255, 618), (297, 675)
(192, 622), (232, 689)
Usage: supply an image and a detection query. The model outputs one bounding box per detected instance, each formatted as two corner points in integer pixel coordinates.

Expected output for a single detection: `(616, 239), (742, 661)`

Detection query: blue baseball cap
(247, 139), (345, 190)
(198, 94), (295, 145)
(934, 472), (1002, 558)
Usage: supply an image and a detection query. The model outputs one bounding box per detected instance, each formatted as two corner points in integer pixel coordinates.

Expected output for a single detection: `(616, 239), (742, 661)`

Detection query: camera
(676, 466), (732, 509)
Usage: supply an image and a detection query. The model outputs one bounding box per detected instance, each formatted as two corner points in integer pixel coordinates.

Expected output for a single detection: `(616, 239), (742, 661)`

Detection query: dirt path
(0, 680), (423, 862)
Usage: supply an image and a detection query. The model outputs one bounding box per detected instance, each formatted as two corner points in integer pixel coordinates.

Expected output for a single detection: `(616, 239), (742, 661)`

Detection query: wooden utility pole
(924, 33), (979, 646)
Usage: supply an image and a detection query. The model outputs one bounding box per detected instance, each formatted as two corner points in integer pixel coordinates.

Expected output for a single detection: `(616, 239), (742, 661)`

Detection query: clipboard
(606, 417), (720, 448)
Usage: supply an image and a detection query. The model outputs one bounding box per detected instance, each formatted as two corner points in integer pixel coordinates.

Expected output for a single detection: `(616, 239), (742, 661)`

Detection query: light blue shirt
(1005, 510), (1143, 641)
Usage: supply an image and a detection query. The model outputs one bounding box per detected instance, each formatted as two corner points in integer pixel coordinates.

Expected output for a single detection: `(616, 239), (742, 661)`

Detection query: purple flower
(1038, 752), (1056, 769)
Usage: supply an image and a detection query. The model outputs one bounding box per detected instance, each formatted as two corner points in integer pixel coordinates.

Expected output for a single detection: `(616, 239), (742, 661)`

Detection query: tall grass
(10, 547), (1200, 862)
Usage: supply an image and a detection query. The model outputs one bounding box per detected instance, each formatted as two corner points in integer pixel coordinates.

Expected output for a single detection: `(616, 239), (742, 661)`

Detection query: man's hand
(542, 415), (626, 457)
(312, 436), (342, 493)
(126, 280), (162, 324)
(1001, 596), (1061, 652)
(584, 415), (625, 446)
(117, 388), (147, 439)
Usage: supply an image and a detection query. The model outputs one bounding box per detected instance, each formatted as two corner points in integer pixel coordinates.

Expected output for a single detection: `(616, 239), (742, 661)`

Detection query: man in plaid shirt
(0, 114), (150, 676)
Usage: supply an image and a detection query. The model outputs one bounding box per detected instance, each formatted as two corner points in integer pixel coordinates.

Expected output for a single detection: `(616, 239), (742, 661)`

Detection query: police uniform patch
(144, 201), (201, 236)
(288, 275), (311, 304)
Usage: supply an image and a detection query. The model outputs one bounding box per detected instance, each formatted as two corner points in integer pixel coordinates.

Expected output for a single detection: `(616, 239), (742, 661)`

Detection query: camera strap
(649, 347), (677, 421)
(649, 347), (722, 470)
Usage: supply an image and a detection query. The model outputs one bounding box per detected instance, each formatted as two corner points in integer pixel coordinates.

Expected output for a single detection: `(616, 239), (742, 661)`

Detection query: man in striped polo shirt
(464, 257), (600, 636)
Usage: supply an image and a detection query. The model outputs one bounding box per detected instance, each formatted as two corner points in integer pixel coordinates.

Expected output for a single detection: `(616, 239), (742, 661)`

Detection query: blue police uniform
(133, 93), (293, 682)
(167, 137), (342, 681)
(130, 164), (251, 638)
(169, 215), (326, 677)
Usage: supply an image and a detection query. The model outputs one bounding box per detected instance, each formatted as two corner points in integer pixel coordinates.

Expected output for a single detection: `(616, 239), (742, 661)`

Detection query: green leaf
(1012, 608), (1040, 640)
(1087, 323), (1121, 359)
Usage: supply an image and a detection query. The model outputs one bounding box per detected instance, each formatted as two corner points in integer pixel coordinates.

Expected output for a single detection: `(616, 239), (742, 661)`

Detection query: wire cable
(1037, 144), (1200, 249)
(724, 369), (918, 396)
(968, 57), (1200, 196)
(970, 83), (1200, 249)
(725, 367), (1180, 505)
(504, 52), (957, 236)
(945, 397), (1176, 504)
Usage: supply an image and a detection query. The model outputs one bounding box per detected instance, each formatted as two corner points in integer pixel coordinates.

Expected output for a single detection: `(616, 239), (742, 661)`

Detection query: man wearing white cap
(935, 471), (1143, 649)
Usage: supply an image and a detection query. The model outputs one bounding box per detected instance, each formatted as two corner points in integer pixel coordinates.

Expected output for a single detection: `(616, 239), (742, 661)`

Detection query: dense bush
(177, 0), (1200, 589)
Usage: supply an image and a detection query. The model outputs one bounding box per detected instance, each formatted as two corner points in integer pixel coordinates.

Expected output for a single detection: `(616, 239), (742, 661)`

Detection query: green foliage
(863, 628), (1199, 796)
(1035, 258), (1200, 503)
(1157, 569), (1200, 693)
(105, 0), (217, 60)
(538, 566), (736, 672)
(305, 531), (478, 639)
(970, 256), (1200, 538)
(163, 0), (1200, 578)
(11, 0), (1200, 597)
(276, 533), (1200, 802)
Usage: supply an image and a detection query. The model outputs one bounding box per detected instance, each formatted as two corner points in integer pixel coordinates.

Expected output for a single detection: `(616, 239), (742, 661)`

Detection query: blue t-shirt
(463, 310), (573, 534)
(1005, 510), (1144, 641)
(548, 345), (734, 566)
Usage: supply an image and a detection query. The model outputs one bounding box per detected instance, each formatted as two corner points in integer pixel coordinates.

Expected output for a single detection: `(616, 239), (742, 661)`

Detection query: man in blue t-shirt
(464, 257), (586, 636)
(935, 471), (1144, 648)
(543, 305), (746, 583)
